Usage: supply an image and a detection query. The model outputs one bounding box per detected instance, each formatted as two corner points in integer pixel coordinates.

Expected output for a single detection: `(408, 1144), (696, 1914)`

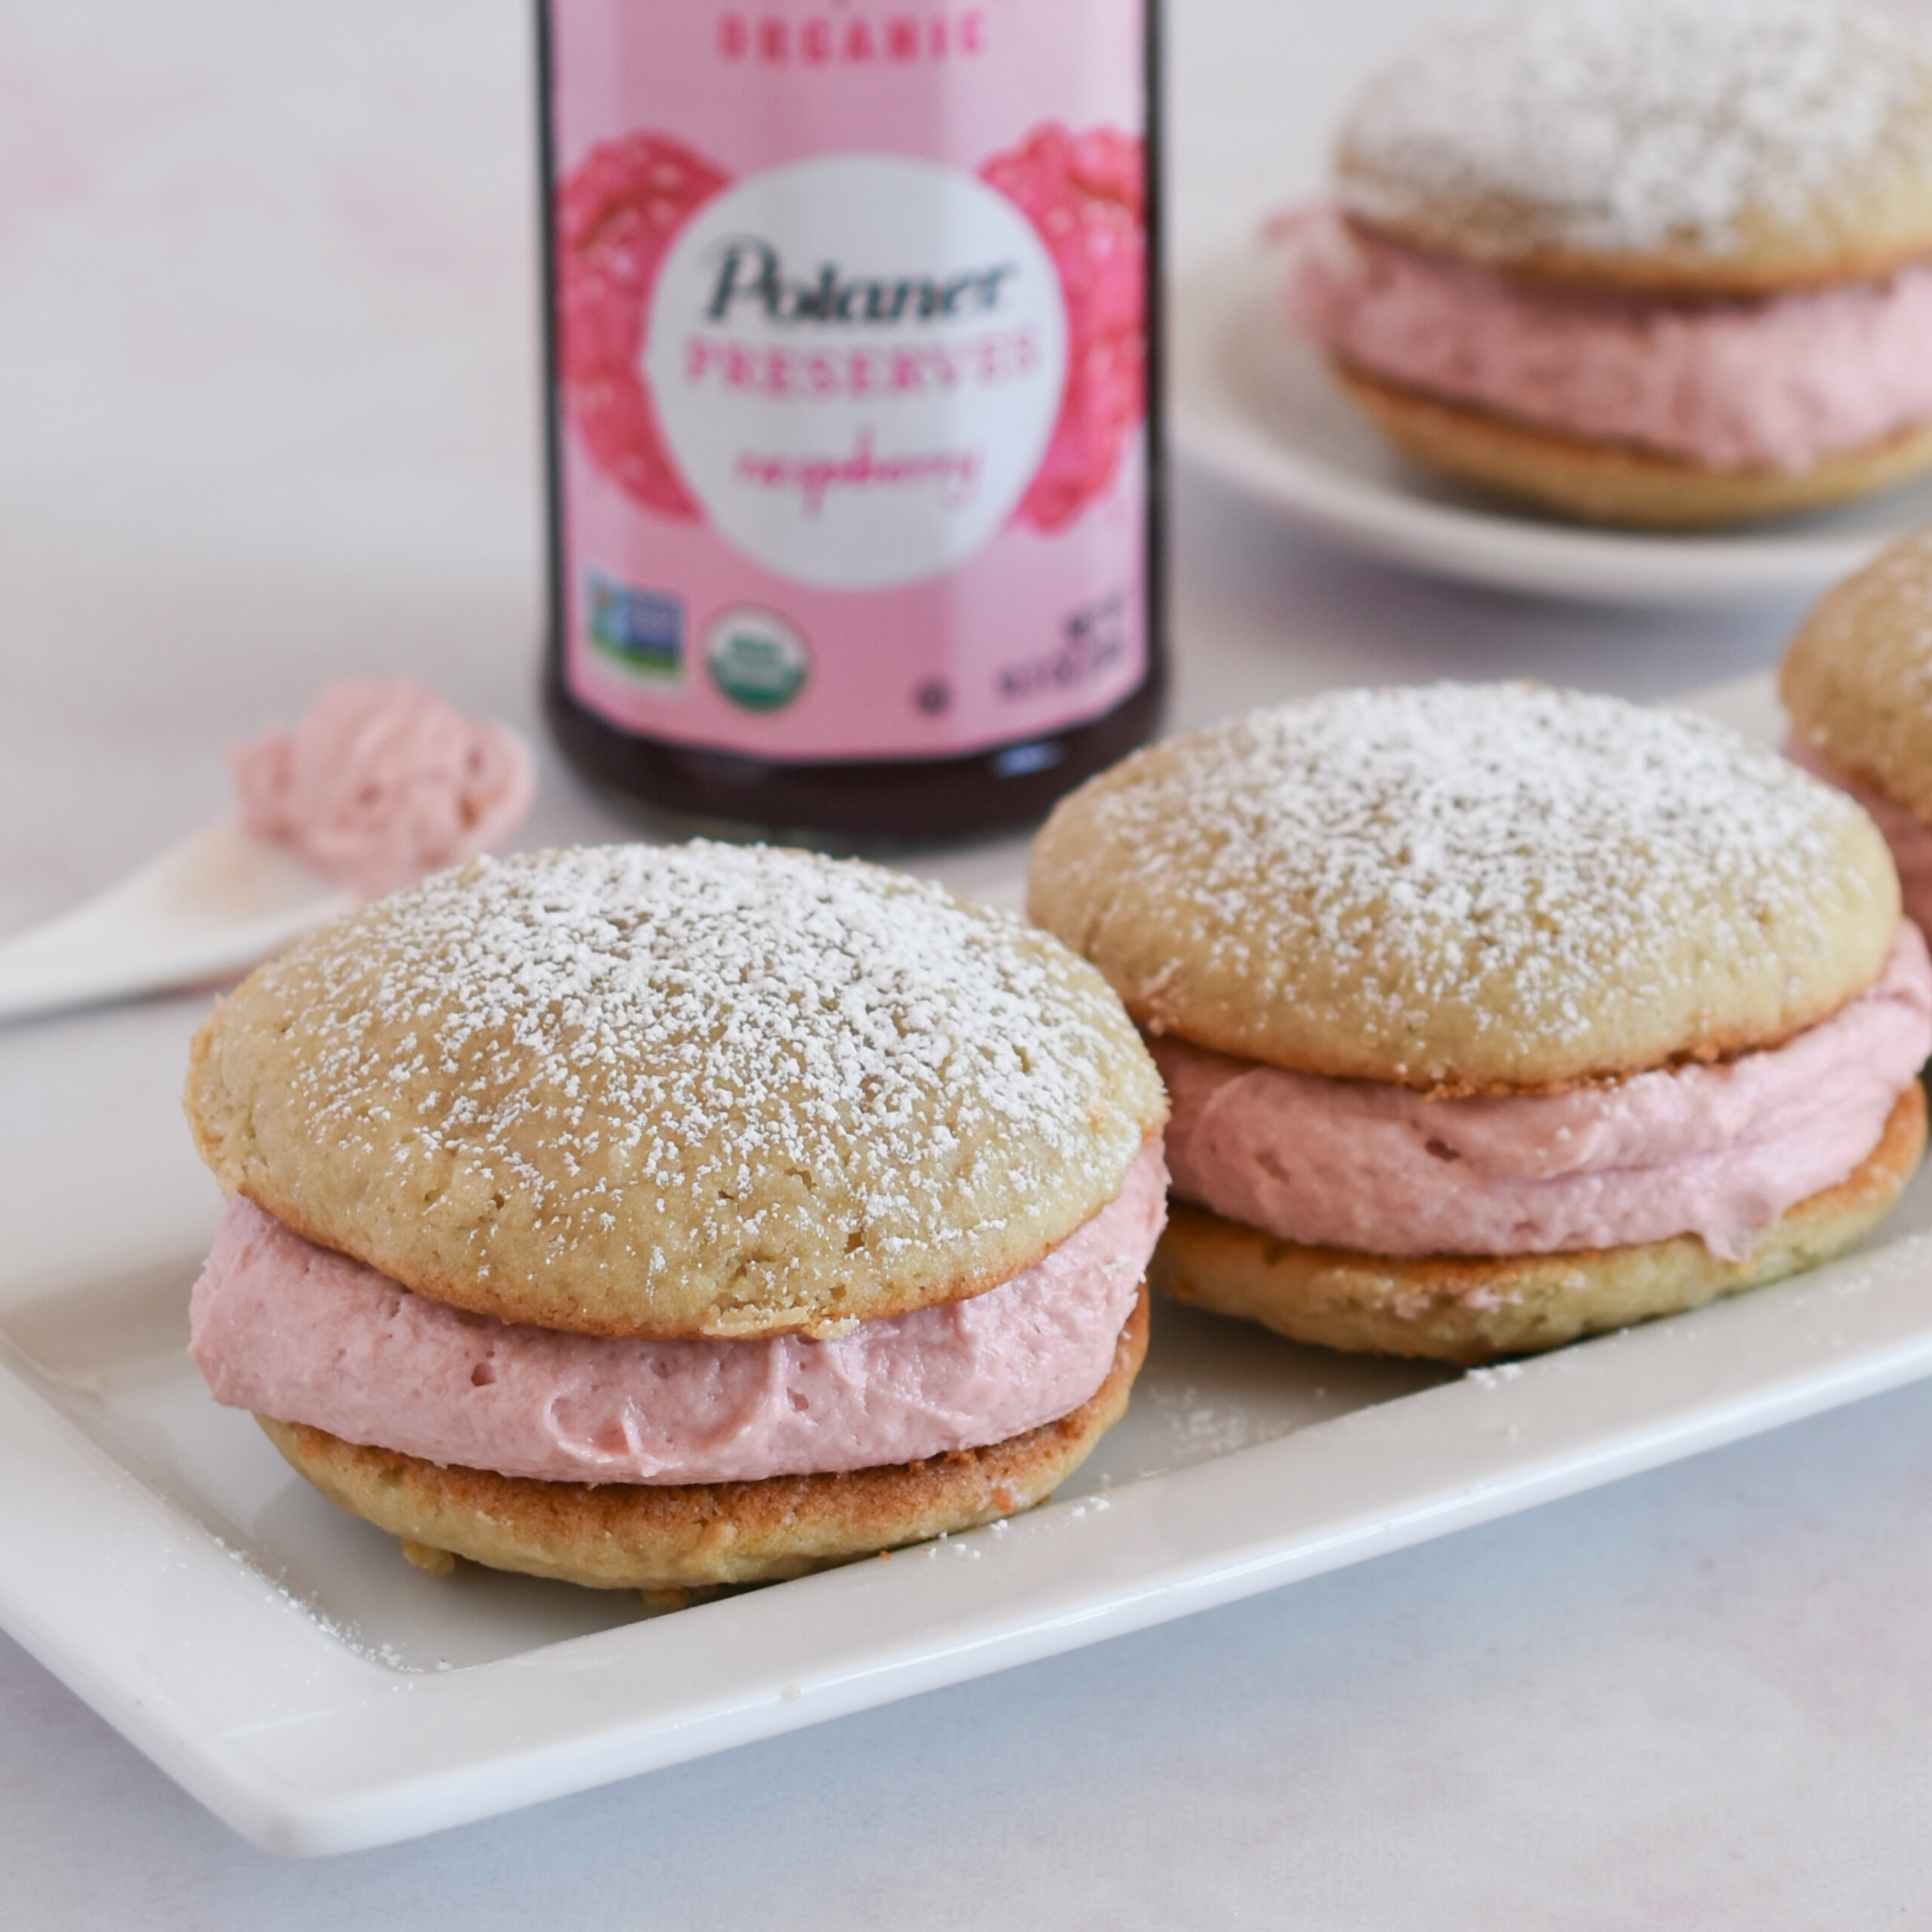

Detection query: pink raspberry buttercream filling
(1285, 208), (1932, 474)
(189, 1137), (1166, 1484)
(1155, 925), (1930, 1263)
(1784, 734), (1932, 943)
(229, 679), (535, 899)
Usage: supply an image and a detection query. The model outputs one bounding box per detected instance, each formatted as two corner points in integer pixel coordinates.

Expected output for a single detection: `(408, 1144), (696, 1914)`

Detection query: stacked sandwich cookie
(1783, 524), (1932, 937)
(1029, 684), (1932, 1364)
(1286, 0), (1932, 526)
(186, 842), (1166, 1589)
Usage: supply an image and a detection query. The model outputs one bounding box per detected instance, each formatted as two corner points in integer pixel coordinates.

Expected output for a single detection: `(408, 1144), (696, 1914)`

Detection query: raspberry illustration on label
(558, 128), (1145, 546)
(980, 125), (1146, 534)
(556, 132), (730, 518)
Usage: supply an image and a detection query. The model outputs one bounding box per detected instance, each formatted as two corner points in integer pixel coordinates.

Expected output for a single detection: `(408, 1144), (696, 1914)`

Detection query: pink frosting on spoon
(1785, 734), (1932, 941)
(1155, 926), (1930, 1263)
(189, 1137), (1166, 1484)
(1284, 208), (1932, 474)
(229, 680), (535, 898)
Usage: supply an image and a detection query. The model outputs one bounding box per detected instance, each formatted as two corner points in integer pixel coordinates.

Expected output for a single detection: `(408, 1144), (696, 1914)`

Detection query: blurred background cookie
(1284, 0), (1932, 526)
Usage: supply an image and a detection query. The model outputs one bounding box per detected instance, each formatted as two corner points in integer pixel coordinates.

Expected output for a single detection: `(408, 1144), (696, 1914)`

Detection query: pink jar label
(545, 0), (1150, 759)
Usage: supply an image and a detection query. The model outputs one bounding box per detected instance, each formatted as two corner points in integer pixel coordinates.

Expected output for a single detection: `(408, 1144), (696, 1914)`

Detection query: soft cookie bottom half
(257, 1285), (1149, 1591)
(1152, 1087), (1925, 1364)
(1334, 361), (1932, 529)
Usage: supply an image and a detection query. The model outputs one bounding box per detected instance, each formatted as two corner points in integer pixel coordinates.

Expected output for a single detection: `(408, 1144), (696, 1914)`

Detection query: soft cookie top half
(1334, 0), (1932, 294)
(186, 841), (1166, 1340)
(1027, 682), (1899, 1094)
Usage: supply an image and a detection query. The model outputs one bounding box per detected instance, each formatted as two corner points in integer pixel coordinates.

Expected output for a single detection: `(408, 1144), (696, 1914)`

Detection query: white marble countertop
(5, 0), (1932, 1921)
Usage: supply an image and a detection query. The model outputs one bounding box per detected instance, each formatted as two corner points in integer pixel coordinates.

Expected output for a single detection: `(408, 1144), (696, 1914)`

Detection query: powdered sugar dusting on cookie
(233, 843), (1160, 1337)
(1340, 0), (1932, 260)
(1032, 684), (1898, 1090)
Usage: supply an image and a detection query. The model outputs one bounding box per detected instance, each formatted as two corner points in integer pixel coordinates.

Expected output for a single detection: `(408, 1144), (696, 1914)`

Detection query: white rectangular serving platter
(5, 675), (1929, 1857)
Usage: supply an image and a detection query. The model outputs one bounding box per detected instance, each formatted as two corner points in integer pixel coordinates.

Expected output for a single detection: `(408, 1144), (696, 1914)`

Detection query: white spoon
(0, 817), (357, 1024)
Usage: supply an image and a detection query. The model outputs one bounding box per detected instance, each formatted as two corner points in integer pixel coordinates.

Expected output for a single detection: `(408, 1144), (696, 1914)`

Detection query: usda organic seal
(705, 607), (810, 712)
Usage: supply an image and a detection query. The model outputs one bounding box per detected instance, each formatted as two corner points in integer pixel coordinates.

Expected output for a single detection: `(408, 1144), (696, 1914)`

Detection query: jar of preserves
(538, 0), (1164, 841)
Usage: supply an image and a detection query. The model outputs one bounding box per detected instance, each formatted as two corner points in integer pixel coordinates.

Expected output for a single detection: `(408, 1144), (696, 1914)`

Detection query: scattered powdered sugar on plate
(210, 1534), (448, 1672)
(1145, 1382), (1303, 1460)
(1340, 0), (1932, 259)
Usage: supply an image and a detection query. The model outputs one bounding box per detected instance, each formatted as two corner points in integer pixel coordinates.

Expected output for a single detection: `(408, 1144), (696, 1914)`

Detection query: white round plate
(1170, 245), (1932, 605)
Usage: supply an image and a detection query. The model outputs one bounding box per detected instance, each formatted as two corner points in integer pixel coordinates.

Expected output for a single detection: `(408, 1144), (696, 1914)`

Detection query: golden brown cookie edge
(1336, 205), (1932, 298)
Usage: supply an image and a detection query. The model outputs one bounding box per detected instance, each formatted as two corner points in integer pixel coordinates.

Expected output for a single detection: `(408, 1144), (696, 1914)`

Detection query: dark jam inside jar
(537, 1), (1166, 846)
(543, 632), (1165, 844)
